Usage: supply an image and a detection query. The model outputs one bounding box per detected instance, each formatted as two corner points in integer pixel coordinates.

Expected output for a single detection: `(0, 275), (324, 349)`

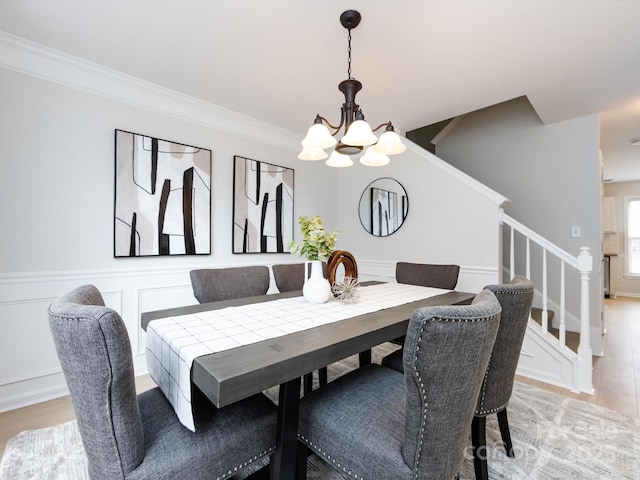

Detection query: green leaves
(288, 215), (338, 261)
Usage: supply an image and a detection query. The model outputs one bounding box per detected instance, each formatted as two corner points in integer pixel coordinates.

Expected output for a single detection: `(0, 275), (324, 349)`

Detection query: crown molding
(0, 31), (300, 151)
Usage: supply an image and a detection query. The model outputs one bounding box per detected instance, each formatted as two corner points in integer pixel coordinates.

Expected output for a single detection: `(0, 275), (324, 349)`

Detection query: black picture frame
(232, 155), (294, 253)
(114, 129), (212, 257)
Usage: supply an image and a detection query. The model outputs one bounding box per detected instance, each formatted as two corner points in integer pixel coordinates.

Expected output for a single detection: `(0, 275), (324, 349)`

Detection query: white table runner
(145, 283), (451, 431)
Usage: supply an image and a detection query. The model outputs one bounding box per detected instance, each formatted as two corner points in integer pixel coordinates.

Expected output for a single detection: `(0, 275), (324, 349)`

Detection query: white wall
(335, 142), (506, 293)
(436, 97), (602, 340)
(0, 65), (338, 411)
(0, 40), (506, 411)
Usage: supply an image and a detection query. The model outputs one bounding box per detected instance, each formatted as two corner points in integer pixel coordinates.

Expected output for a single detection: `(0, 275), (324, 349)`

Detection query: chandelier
(298, 10), (406, 168)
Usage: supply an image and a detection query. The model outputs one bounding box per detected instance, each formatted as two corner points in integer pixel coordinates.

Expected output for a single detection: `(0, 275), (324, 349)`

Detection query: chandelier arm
(317, 114), (345, 136)
(371, 121), (393, 133)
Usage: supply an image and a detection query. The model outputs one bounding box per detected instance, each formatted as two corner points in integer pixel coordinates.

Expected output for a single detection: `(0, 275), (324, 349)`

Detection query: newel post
(577, 246), (594, 393)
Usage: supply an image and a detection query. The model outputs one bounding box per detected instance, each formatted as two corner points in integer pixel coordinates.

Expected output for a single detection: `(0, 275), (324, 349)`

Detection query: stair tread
(530, 307), (580, 352)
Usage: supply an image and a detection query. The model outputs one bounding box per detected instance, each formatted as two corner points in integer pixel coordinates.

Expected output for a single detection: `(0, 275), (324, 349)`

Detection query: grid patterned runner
(145, 282), (451, 431)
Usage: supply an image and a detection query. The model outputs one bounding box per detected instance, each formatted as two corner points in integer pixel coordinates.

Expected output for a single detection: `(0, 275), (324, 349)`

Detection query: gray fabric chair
(48, 284), (277, 480)
(389, 261), (461, 347)
(190, 266), (270, 303)
(297, 289), (502, 480)
(471, 276), (534, 480)
(381, 277), (535, 480)
(271, 262), (329, 392)
(395, 261), (461, 290)
(272, 263), (325, 294)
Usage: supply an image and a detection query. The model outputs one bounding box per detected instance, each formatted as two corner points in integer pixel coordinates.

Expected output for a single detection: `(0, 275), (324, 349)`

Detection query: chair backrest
(476, 276), (534, 415)
(48, 285), (144, 480)
(395, 262), (460, 290)
(271, 263), (327, 293)
(190, 266), (270, 303)
(402, 288), (501, 479)
(272, 263), (306, 293)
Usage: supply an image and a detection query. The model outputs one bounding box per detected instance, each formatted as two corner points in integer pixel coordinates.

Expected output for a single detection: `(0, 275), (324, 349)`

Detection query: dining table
(141, 281), (475, 480)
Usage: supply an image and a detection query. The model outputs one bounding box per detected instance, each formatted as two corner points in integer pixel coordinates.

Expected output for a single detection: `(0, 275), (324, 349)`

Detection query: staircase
(530, 308), (580, 352)
(502, 212), (594, 394)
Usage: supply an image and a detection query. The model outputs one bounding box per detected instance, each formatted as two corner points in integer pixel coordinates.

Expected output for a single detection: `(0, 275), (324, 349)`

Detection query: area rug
(2, 345), (639, 479)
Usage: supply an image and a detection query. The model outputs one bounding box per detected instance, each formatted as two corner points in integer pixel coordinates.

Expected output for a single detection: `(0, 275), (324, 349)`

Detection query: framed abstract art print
(232, 155), (294, 253)
(114, 130), (212, 257)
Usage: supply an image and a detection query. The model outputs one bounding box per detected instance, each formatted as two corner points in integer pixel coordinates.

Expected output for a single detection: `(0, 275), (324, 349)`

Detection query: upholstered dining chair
(271, 262), (326, 294)
(395, 261), (461, 290)
(381, 276), (534, 480)
(271, 262), (329, 393)
(471, 276), (534, 480)
(48, 284), (277, 480)
(190, 266), (270, 303)
(390, 261), (461, 347)
(296, 288), (502, 480)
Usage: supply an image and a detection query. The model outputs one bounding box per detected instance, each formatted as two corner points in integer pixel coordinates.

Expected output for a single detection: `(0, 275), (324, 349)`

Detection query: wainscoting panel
(0, 261), (498, 412)
(0, 268), (196, 412)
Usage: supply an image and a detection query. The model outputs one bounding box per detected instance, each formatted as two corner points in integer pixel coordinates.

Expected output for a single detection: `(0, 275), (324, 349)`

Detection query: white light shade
(371, 130), (407, 155)
(302, 123), (337, 149)
(360, 147), (390, 167)
(341, 120), (378, 147)
(298, 146), (329, 161)
(325, 151), (354, 168)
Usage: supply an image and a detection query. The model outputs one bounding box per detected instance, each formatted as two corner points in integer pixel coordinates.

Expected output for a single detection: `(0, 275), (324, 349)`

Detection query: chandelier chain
(347, 28), (352, 79)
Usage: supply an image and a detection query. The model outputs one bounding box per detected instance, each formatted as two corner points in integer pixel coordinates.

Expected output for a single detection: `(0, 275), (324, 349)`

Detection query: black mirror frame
(358, 177), (409, 237)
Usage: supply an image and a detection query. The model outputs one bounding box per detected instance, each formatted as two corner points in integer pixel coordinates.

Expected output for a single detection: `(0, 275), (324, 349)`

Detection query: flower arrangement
(288, 216), (338, 261)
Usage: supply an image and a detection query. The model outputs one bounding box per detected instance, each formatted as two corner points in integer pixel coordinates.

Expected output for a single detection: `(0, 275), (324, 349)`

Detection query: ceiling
(2, 0), (640, 182)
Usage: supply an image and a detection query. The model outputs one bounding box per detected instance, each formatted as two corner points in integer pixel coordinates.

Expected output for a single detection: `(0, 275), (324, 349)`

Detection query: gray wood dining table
(141, 282), (475, 480)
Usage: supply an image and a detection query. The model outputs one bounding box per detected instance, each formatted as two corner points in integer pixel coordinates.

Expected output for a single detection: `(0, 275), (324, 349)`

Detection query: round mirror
(358, 177), (408, 237)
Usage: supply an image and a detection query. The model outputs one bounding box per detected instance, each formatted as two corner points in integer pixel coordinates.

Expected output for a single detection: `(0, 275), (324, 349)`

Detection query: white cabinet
(603, 196), (616, 233)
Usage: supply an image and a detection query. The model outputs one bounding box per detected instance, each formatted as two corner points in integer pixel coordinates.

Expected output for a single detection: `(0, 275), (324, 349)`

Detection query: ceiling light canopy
(298, 10), (406, 167)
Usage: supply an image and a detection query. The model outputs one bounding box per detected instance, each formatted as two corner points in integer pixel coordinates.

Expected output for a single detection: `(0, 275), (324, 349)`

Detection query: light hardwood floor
(2, 297), (639, 458)
(517, 295), (640, 417)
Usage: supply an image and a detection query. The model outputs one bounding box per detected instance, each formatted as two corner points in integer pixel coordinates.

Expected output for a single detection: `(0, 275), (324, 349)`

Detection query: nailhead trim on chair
(475, 400), (510, 416)
(298, 434), (364, 479)
(412, 315), (496, 479)
(299, 313), (496, 480)
(412, 325), (428, 479)
(476, 356), (492, 413)
(216, 446), (275, 480)
(475, 284), (530, 416)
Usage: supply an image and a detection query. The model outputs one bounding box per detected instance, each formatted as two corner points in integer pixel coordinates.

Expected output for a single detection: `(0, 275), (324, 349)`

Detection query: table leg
(270, 376), (302, 480)
(359, 349), (372, 366)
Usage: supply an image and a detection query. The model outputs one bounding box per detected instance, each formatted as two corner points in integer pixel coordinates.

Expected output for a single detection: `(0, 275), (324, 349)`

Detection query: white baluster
(510, 227), (515, 280)
(526, 237), (531, 280)
(542, 249), (548, 333)
(559, 261), (566, 346)
(577, 247), (594, 393)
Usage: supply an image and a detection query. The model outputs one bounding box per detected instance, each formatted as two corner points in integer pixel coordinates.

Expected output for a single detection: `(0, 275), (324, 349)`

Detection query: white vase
(303, 260), (332, 304)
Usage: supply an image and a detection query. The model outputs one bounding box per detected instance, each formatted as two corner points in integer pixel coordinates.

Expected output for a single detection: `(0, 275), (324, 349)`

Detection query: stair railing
(501, 211), (593, 393)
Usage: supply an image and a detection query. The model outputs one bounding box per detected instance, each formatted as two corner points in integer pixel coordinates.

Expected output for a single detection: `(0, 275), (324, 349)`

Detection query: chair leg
(359, 349), (372, 367)
(303, 373), (313, 395)
(471, 416), (489, 480)
(318, 367), (328, 386)
(497, 408), (515, 458)
(296, 442), (308, 480)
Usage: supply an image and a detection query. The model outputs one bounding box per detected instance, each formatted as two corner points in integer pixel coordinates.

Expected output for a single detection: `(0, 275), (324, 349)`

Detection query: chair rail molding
(0, 261), (498, 412)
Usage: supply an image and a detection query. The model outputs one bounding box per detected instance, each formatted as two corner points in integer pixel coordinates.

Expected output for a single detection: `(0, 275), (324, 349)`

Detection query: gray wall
(436, 97), (602, 334)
